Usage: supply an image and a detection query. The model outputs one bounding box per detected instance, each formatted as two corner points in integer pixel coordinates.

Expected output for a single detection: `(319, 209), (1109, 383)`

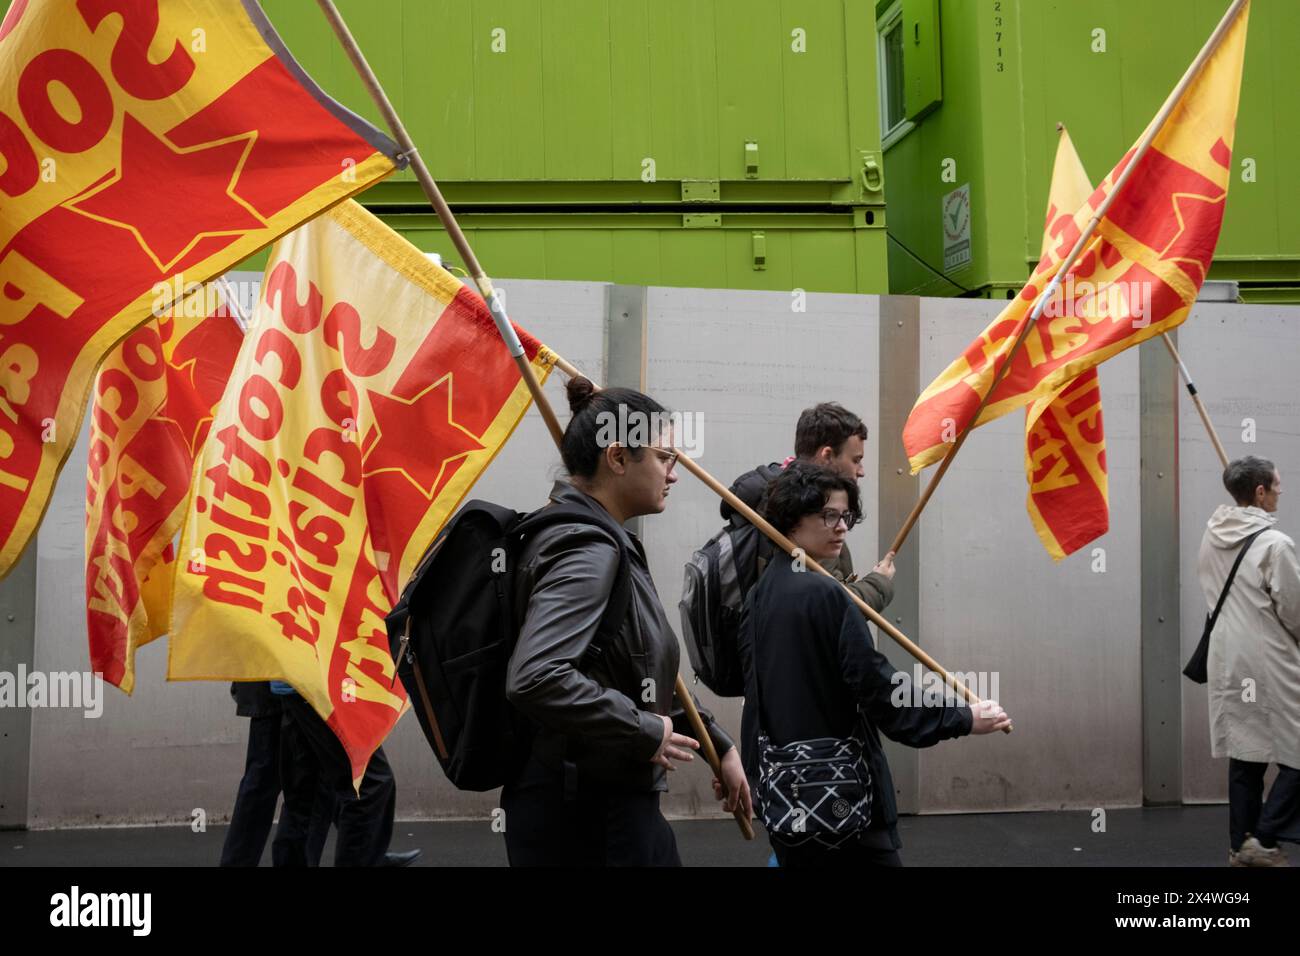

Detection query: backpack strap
(513, 503), (636, 797)
(1208, 528), (1267, 634)
(514, 503), (633, 670)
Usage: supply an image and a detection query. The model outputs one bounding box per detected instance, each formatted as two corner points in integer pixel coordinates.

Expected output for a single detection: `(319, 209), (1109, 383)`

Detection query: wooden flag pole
(1160, 332), (1230, 469)
(674, 450), (1013, 734)
(887, 0), (1248, 556)
(315, 0), (564, 449)
(550, 354), (1010, 734)
(318, 1), (752, 839)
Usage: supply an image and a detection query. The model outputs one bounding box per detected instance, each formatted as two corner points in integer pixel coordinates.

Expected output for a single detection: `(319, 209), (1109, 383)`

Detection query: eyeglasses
(819, 508), (857, 530)
(645, 446), (679, 470)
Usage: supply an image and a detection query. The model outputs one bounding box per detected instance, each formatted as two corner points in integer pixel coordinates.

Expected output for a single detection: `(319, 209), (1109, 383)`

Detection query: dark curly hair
(761, 461), (861, 536)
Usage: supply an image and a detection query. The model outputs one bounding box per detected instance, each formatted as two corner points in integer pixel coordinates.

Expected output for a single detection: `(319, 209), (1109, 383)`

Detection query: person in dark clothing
(724, 402), (896, 614)
(220, 681), (330, 867)
(502, 376), (752, 866)
(737, 462), (1010, 866)
(269, 683), (420, 867)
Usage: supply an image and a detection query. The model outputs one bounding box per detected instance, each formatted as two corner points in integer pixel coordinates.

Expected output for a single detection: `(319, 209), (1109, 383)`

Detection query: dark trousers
(220, 714), (282, 867)
(771, 837), (903, 868)
(221, 713), (333, 867)
(273, 694), (396, 867)
(1229, 759), (1300, 850)
(501, 757), (681, 866)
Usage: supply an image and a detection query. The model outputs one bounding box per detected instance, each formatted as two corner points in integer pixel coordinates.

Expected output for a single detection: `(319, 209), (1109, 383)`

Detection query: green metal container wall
(250, 0), (890, 292)
(883, 0), (1299, 303)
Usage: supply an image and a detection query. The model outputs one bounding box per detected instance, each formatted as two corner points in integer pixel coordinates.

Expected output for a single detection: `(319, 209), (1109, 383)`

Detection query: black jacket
(739, 555), (972, 848)
(506, 480), (734, 792)
(724, 462), (894, 612)
(230, 681), (280, 719)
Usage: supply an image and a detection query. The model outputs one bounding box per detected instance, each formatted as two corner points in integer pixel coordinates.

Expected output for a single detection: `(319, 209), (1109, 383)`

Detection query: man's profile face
(814, 434), (865, 482)
(1258, 469), (1282, 513)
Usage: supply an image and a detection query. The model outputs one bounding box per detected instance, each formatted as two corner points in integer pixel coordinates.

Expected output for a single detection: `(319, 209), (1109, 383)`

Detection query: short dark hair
(561, 376), (666, 479)
(1223, 455), (1277, 506)
(761, 461), (861, 536)
(794, 402), (868, 459)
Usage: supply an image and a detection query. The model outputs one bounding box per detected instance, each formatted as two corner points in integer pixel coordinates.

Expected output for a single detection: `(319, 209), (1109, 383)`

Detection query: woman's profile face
(788, 488), (850, 563)
(622, 425), (679, 518)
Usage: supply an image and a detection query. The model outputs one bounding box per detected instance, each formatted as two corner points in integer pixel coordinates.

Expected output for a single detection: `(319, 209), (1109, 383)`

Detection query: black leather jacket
(506, 480), (735, 792)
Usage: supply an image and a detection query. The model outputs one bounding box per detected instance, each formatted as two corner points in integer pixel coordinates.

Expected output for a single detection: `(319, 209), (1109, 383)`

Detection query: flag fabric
(0, 0), (405, 579)
(1025, 129), (1109, 560)
(168, 200), (557, 781)
(86, 282), (243, 693)
(903, 1), (1250, 474)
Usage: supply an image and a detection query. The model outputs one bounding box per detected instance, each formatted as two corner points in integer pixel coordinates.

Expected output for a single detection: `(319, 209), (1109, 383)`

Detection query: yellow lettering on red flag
(168, 201), (557, 782)
(0, 0), (405, 579)
(903, 2), (1250, 473)
(85, 283), (243, 692)
(1025, 128), (1110, 560)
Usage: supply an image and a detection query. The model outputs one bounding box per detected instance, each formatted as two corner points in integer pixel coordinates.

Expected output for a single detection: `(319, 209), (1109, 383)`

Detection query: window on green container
(877, 2), (911, 147)
(878, 0), (943, 148)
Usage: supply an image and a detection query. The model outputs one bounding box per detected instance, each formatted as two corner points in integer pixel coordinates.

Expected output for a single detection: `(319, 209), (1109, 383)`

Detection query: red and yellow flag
(0, 0), (404, 578)
(903, 1), (1249, 474)
(1025, 128), (1108, 560)
(168, 200), (557, 780)
(86, 281), (243, 693)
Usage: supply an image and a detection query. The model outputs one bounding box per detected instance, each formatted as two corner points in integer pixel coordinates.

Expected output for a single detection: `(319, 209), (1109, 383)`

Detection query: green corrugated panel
(246, 0), (890, 293)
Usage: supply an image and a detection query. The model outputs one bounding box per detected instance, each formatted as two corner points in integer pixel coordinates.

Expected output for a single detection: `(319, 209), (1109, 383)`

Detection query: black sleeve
(505, 527), (665, 760)
(834, 597), (972, 747)
(667, 693), (735, 759)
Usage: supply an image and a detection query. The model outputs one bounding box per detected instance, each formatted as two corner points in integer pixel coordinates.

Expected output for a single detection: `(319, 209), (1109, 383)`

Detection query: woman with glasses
(736, 461), (1010, 866)
(503, 376), (751, 866)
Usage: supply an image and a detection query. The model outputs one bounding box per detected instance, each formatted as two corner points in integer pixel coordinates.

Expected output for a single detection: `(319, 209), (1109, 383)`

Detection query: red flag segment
(169, 201), (555, 780)
(85, 290), (242, 692)
(903, 4), (1248, 474)
(0, 0), (403, 578)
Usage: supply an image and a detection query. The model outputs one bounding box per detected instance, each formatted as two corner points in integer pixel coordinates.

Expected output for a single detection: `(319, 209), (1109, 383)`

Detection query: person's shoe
(380, 849), (422, 867)
(1233, 836), (1289, 867)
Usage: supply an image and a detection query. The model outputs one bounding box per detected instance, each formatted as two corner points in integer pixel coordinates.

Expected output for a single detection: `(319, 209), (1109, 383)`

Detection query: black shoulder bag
(1183, 529), (1266, 684)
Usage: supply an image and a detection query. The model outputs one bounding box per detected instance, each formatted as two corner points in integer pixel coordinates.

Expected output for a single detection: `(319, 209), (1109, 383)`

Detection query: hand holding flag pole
(888, 0), (1249, 556)
(316, 0), (753, 839)
(549, 355), (1013, 735)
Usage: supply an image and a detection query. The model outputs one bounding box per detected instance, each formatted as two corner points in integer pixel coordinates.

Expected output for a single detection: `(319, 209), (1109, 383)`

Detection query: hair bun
(565, 375), (598, 413)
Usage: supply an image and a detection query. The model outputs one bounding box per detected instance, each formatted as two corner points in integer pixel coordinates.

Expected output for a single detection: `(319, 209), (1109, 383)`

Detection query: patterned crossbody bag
(752, 640), (873, 848)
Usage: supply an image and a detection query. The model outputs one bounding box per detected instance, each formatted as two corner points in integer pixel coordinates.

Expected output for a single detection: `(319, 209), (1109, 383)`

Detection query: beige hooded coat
(1198, 505), (1300, 767)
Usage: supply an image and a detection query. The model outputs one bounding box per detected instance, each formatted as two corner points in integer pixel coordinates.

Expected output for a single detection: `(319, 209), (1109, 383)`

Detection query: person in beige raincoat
(1198, 456), (1300, 866)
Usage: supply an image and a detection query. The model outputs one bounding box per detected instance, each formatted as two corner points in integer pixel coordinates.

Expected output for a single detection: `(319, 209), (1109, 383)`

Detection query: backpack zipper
(397, 619), (449, 760)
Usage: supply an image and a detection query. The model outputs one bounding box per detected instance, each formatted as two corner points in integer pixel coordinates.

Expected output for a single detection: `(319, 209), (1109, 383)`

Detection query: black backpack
(679, 463), (782, 697)
(386, 500), (631, 791)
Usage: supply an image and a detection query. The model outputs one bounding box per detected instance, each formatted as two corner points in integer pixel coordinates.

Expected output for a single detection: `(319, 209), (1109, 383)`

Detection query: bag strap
(1207, 528), (1268, 633)
(514, 503), (633, 669)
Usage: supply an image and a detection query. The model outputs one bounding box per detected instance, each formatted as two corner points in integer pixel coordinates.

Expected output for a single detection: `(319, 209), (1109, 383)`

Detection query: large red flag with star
(168, 201), (557, 780)
(0, 0), (405, 578)
(903, 1), (1249, 474)
(85, 280), (243, 694)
